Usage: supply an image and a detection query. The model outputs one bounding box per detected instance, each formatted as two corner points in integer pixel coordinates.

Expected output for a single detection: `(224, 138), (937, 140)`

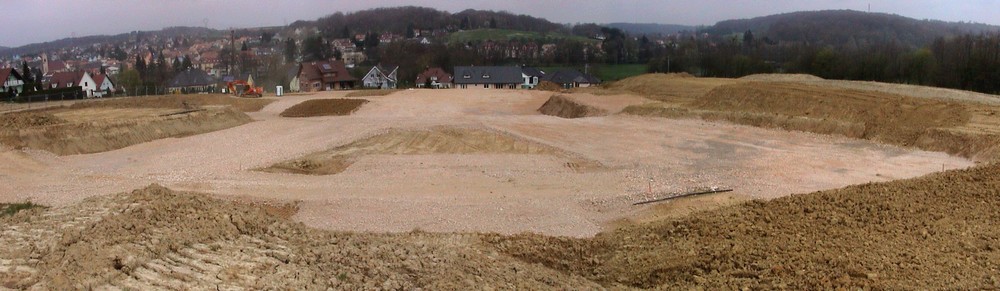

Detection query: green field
(539, 64), (649, 82)
(446, 29), (595, 44)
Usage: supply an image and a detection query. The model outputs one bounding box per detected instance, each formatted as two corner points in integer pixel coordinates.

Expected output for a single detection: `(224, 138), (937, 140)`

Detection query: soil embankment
(0, 108), (252, 155)
(262, 126), (601, 175)
(615, 75), (1000, 161)
(0, 95), (266, 155)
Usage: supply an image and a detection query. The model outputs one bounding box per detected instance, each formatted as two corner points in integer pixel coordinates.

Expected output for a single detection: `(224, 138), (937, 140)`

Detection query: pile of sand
(537, 95), (608, 118)
(279, 99), (369, 117)
(262, 126), (600, 175)
(5, 162), (1000, 289)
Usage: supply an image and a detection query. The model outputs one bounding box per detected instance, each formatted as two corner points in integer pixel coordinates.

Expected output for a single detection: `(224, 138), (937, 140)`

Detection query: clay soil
(2, 78), (998, 288)
(262, 126), (602, 175)
(278, 98), (369, 117)
(0, 94), (264, 155)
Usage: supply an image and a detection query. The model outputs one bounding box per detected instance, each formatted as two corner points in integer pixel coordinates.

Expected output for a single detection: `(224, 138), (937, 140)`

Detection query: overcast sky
(3, 0), (999, 47)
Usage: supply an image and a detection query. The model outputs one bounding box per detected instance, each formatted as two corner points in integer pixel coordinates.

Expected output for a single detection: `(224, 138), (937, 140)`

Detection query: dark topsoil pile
(279, 98), (369, 117)
(4, 164), (1000, 289)
(537, 95), (608, 119)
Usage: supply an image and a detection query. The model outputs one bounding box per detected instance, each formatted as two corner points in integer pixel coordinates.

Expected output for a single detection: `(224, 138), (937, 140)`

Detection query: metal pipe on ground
(633, 188), (734, 205)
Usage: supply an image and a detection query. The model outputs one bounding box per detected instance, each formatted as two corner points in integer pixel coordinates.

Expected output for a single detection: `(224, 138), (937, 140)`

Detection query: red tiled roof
(0, 68), (18, 83)
(49, 71), (85, 88)
(416, 67), (453, 84)
(299, 60), (357, 83)
(47, 60), (67, 72)
(92, 73), (112, 88)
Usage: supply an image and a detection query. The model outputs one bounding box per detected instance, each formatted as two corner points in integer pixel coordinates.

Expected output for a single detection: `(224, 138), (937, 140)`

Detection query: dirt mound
(537, 95), (608, 118)
(70, 94), (273, 112)
(740, 73), (824, 82)
(0, 107), (252, 155)
(279, 98), (368, 117)
(0, 184), (602, 289)
(0, 111), (66, 129)
(262, 127), (600, 175)
(490, 163), (1000, 289)
(536, 81), (565, 92)
(6, 163), (1000, 289)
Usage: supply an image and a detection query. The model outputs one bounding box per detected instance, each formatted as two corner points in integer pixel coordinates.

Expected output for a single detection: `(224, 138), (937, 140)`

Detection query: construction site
(2, 73), (999, 289)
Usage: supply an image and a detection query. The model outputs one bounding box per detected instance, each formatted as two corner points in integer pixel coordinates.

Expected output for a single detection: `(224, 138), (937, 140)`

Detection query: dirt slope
(491, 163), (1000, 289)
(0, 185), (601, 289)
(69, 94), (274, 112)
(0, 107), (252, 155)
(618, 76), (1000, 161)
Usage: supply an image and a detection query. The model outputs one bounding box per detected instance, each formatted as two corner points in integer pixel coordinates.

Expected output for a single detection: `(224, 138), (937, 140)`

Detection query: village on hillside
(0, 17), (646, 101)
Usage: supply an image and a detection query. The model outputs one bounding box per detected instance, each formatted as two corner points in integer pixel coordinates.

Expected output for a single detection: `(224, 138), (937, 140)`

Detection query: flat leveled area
(0, 88), (972, 237)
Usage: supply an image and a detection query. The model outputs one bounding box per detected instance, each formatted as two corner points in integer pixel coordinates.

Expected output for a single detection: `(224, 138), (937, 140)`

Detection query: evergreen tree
(490, 17), (498, 29)
(21, 62), (32, 84)
(182, 54), (193, 71)
(241, 41), (249, 51)
(406, 23), (416, 39)
(172, 57), (182, 73)
(284, 38), (297, 63)
(460, 16), (471, 30)
(341, 26), (351, 39)
(135, 57), (147, 79)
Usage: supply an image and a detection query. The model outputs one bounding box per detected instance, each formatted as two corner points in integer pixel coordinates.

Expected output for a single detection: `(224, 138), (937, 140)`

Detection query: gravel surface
(0, 88), (974, 237)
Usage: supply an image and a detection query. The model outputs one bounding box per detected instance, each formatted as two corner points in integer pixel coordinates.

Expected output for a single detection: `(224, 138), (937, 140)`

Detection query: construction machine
(227, 80), (264, 98)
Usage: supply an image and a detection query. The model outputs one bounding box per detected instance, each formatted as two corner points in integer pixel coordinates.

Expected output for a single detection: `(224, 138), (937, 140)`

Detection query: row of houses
(0, 68), (117, 98)
(437, 66), (600, 90)
(287, 60), (600, 93)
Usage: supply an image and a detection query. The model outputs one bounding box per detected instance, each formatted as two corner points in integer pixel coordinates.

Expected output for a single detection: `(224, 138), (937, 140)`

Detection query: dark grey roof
(542, 69), (601, 84)
(168, 69), (215, 88)
(453, 66), (523, 84)
(521, 67), (545, 77)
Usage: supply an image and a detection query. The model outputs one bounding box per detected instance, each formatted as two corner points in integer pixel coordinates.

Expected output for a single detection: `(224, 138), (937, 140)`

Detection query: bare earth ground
(0, 87), (972, 237)
(3, 76), (1000, 288)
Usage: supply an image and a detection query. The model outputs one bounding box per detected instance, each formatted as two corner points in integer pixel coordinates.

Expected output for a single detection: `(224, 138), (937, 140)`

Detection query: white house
(362, 65), (399, 89)
(521, 67), (545, 89)
(0, 68), (25, 96)
(49, 71), (99, 97)
(92, 74), (114, 97)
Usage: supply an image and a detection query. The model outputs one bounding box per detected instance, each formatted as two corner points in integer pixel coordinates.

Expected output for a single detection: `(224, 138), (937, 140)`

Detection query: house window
(67, 82), (73, 87)
(85, 82), (88, 87)
(482, 74), (490, 79)
(463, 75), (470, 79)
